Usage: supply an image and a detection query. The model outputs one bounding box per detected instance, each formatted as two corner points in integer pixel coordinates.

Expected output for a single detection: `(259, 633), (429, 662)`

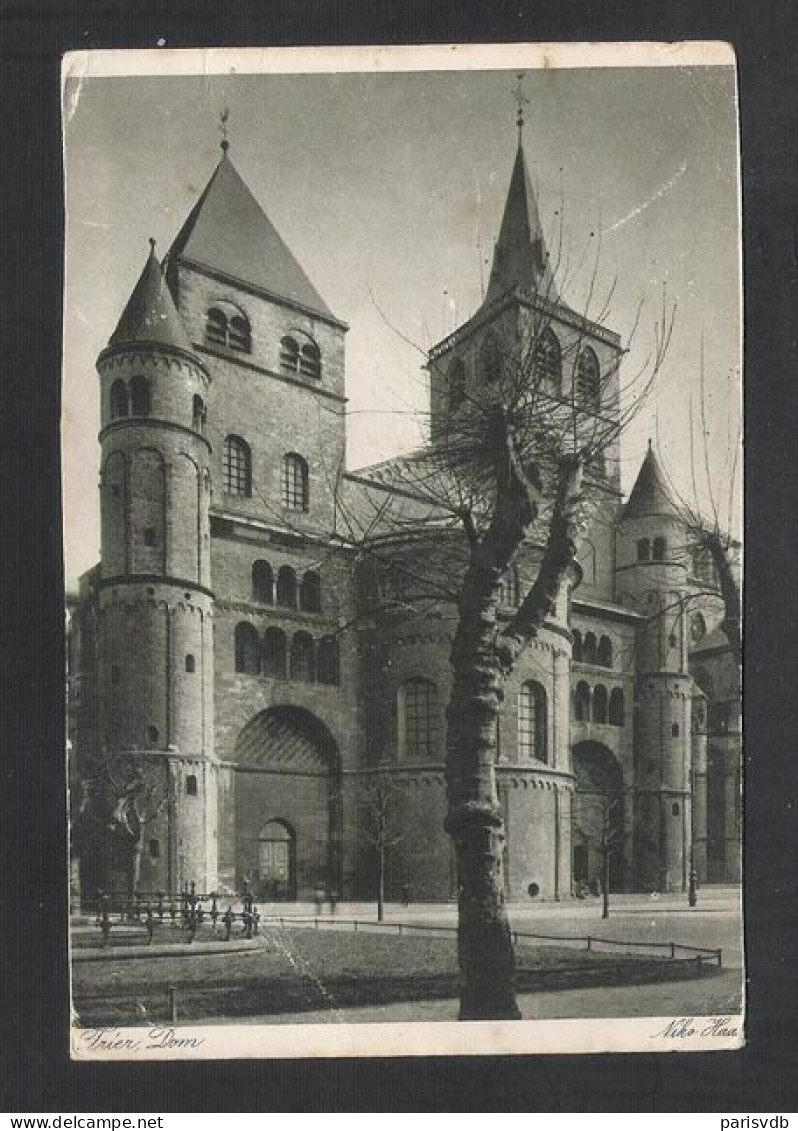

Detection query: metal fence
(81, 886), (722, 967)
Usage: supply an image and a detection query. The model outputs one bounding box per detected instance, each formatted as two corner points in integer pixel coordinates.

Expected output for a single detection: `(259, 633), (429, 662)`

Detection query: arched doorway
(571, 741), (625, 892)
(234, 706), (341, 900)
(258, 819), (296, 900)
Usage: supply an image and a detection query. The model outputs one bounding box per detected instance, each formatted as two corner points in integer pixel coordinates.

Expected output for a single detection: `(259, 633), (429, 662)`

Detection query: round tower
(96, 240), (216, 892)
(616, 443), (693, 892)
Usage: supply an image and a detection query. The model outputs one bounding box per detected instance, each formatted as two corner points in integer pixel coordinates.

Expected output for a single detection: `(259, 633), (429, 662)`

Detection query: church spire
(108, 239), (192, 351)
(484, 108), (559, 307)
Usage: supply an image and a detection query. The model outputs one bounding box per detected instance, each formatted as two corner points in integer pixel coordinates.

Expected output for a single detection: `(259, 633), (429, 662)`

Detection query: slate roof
(109, 241), (193, 351)
(485, 142), (559, 306)
(623, 443), (680, 520)
(166, 149), (338, 323)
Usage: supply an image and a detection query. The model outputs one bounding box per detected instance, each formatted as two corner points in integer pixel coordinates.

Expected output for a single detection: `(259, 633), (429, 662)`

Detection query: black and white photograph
(62, 43), (743, 1059)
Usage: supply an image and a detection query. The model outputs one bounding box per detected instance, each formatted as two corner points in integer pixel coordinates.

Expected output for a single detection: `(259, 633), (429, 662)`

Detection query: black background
(4, 0), (797, 1113)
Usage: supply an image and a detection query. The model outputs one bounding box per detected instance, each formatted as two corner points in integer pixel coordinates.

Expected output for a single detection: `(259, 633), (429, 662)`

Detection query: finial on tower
(219, 107), (230, 153)
(513, 72), (530, 143)
(148, 237), (156, 253)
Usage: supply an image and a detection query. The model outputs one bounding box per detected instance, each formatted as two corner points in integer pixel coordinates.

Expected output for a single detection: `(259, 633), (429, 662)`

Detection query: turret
(617, 443), (693, 891)
(96, 241), (217, 891)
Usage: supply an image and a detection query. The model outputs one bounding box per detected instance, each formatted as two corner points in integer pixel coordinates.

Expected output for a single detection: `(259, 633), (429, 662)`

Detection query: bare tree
(82, 752), (170, 893)
(572, 789), (625, 920)
(335, 262), (675, 1018)
(357, 773), (406, 922)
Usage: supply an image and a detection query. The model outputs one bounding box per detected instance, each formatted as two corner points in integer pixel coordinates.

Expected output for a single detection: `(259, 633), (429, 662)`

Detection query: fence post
(168, 986), (178, 1023)
(586, 936), (592, 951)
(670, 942), (676, 958)
(716, 948), (722, 968)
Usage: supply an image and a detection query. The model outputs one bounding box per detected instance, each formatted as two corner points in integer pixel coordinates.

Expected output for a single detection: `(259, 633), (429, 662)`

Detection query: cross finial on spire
(513, 72), (530, 143)
(219, 106), (230, 153)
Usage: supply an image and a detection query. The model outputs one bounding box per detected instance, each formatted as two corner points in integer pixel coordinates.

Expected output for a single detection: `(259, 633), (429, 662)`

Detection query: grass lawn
(72, 923), (714, 1027)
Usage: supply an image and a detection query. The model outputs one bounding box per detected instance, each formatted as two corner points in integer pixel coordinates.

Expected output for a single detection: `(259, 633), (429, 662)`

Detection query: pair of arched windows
(497, 566), (520, 608)
(517, 680), (547, 763)
(573, 681), (625, 725)
(572, 630), (614, 667)
(234, 622), (340, 684)
(637, 537), (668, 563)
(252, 561), (322, 613)
(280, 335), (322, 380)
(206, 307), (251, 353)
(110, 375), (152, 420)
(223, 439), (310, 511)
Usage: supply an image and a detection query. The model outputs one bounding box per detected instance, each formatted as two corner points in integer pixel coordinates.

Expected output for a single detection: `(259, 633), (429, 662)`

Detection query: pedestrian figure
(402, 882), (410, 907)
(222, 906), (233, 942)
(328, 888), (338, 915)
(314, 883), (325, 916)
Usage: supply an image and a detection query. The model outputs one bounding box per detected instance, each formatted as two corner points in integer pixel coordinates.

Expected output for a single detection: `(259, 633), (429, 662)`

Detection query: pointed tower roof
(623, 442), (680, 520)
(109, 239), (192, 351)
(166, 147), (338, 323)
(484, 142), (559, 306)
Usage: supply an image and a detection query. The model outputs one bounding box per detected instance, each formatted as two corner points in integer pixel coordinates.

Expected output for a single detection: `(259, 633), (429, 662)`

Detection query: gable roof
(166, 149), (339, 324)
(485, 142), (559, 306)
(109, 241), (193, 352)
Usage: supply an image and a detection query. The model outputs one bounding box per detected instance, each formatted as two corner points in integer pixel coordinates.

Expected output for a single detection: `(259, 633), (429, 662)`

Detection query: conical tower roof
(623, 443), (680, 520)
(166, 147), (338, 323)
(109, 240), (192, 351)
(485, 142), (559, 306)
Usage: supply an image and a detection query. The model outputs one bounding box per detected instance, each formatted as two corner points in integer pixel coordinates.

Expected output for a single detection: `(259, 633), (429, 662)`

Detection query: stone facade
(70, 140), (742, 904)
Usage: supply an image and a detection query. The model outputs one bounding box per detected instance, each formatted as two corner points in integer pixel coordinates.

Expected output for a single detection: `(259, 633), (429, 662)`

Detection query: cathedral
(67, 127), (741, 905)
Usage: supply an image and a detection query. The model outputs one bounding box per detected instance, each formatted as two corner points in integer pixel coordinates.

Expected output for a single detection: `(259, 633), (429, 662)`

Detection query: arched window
(149, 838), (160, 859)
(279, 335), (300, 373)
(282, 453), (309, 511)
(262, 627), (287, 680)
(146, 725), (159, 745)
(192, 394), (206, 434)
(206, 307), (228, 346)
(690, 612), (707, 642)
(534, 328), (562, 393)
(572, 629), (583, 662)
(110, 378), (129, 420)
(574, 681), (591, 722)
(609, 688), (625, 726)
(252, 560), (274, 604)
(185, 775), (198, 796)
(318, 635), (340, 685)
(291, 632), (315, 682)
(479, 332), (503, 384)
(637, 538), (650, 562)
(276, 566), (297, 608)
(448, 358), (466, 411)
(130, 375), (151, 416)
(400, 678), (437, 760)
(228, 314), (251, 353)
(185, 654), (195, 673)
(299, 341), (321, 380)
(597, 635), (613, 667)
(299, 570), (321, 613)
(498, 566), (519, 608)
(576, 346), (600, 409)
(518, 681), (547, 763)
(593, 684), (608, 724)
(224, 435), (252, 497)
(584, 632), (597, 665)
(652, 536), (667, 561)
(234, 622), (260, 674)
(143, 527), (157, 548)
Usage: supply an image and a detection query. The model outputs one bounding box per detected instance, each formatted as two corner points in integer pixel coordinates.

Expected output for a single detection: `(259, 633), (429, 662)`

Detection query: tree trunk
(377, 843), (385, 923)
(130, 838), (143, 895)
(602, 850), (610, 919)
(446, 565), (520, 1021)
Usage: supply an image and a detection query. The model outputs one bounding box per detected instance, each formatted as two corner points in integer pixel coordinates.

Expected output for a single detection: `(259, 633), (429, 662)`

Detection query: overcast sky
(62, 62), (740, 587)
